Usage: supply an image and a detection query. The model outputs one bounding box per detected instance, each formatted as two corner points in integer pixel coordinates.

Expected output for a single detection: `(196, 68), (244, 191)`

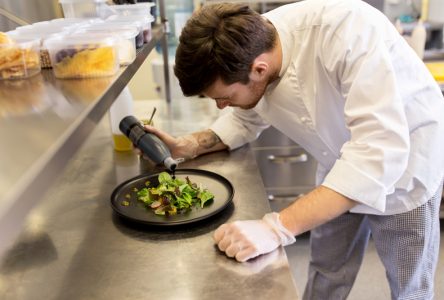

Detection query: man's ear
(249, 56), (269, 81)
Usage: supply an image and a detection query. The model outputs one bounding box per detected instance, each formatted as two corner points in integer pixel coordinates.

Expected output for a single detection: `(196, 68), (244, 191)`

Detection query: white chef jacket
(209, 0), (444, 215)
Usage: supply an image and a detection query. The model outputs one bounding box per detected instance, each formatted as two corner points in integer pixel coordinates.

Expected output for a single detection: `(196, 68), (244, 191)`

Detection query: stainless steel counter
(0, 100), (299, 300)
(0, 26), (169, 257)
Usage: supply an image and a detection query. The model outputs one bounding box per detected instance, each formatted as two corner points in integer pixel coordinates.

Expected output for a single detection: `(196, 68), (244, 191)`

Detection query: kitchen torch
(119, 115), (179, 171)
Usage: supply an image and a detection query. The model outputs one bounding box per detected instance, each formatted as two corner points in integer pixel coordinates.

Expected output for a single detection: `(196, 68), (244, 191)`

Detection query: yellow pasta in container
(45, 34), (119, 79)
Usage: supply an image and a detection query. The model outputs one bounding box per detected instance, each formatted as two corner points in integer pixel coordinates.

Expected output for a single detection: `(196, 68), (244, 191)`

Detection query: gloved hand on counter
(142, 125), (199, 160)
(213, 212), (296, 262)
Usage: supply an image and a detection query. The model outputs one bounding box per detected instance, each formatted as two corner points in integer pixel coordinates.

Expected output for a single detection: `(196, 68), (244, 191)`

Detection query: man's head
(174, 3), (278, 108)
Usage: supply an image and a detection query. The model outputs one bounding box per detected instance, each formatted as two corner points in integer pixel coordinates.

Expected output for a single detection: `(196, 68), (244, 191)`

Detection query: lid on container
(44, 33), (117, 48)
(14, 24), (33, 31)
(121, 3), (155, 8)
(104, 19), (143, 30)
(107, 14), (154, 24)
(16, 22), (74, 34)
(0, 35), (40, 48)
(81, 25), (139, 39)
(111, 2), (155, 11)
(109, 3), (155, 20)
(50, 18), (100, 26)
(7, 30), (63, 45)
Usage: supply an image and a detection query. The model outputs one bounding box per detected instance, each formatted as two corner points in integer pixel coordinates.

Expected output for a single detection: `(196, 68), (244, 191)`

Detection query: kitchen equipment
(119, 115), (179, 171)
(250, 126), (317, 212)
(110, 169), (234, 226)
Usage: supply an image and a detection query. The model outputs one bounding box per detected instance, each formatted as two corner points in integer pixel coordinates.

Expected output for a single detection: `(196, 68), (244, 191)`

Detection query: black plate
(110, 169), (234, 226)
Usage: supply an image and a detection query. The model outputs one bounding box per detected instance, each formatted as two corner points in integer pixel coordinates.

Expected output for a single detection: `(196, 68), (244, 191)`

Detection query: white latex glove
(213, 212), (296, 262)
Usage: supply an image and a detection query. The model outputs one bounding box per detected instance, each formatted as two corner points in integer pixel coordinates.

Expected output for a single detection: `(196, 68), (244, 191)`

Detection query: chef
(144, 1), (444, 299)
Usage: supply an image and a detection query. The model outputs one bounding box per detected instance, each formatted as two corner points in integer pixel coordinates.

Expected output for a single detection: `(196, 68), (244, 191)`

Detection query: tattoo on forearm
(196, 130), (221, 150)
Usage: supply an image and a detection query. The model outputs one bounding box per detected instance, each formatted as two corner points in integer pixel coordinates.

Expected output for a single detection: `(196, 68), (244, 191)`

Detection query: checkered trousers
(303, 183), (443, 300)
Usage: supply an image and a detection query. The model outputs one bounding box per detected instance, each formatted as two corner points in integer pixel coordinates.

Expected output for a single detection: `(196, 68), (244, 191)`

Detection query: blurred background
(1, 0), (443, 101)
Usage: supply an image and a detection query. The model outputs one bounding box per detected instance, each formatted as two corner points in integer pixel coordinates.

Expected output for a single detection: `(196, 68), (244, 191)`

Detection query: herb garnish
(136, 172), (214, 216)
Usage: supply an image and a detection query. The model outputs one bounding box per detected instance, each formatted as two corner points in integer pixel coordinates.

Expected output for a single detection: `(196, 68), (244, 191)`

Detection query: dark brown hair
(174, 3), (277, 96)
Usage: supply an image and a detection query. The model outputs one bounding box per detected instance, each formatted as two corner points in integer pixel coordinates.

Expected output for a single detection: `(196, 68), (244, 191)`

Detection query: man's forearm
(279, 185), (357, 236)
(190, 129), (228, 156)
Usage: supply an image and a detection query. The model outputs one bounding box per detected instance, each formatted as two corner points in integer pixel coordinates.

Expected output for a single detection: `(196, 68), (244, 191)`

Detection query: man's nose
(216, 99), (229, 109)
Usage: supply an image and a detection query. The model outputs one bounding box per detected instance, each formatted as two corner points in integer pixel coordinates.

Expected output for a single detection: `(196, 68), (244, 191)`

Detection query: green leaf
(158, 172), (172, 184)
(137, 188), (155, 205)
(136, 172), (215, 216)
(199, 190), (214, 208)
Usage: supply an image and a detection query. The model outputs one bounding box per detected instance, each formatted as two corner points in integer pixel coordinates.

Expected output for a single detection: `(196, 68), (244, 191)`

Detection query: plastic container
(45, 34), (119, 79)
(107, 14), (153, 43)
(9, 30), (68, 69)
(109, 87), (134, 151)
(58, 0), (109, 18)
(110, 3), (155, 18)
(0, 35), (41, 80)
(104, 19), (144, 48)
(50, 17), (101, 27)
(79, 24), (138, 65)
(14, 21), (82, 69)
(16, 21), (75, 35)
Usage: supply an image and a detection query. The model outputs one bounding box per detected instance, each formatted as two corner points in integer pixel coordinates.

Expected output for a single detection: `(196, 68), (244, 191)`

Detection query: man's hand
(213, 212), (296, 262)
(142, 125), (200, 160)
(142, 126), (228, 160)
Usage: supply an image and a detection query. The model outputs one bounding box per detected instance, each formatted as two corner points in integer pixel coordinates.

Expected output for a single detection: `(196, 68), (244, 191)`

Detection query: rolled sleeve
(322, 159), (387, 212)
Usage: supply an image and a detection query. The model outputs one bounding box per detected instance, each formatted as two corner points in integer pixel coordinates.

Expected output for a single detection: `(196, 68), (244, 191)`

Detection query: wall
(128, 51), (162, 100)
(0, 0), (63, 30)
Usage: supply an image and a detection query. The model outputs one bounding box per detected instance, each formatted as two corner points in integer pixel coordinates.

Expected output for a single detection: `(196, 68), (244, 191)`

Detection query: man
(145, 1), (444, 298)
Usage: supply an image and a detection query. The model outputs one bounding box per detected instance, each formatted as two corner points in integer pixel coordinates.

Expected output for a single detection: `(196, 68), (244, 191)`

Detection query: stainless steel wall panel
(0, 13), (19, 31)
(0, 0), (62, 30)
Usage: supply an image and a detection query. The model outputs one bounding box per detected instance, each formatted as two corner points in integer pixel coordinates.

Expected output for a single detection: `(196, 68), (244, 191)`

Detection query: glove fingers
(225, 243), (242, 258)
(213, 224), (229, 243)
(217, 235), (232, 251)
(235, 246), (258, 262)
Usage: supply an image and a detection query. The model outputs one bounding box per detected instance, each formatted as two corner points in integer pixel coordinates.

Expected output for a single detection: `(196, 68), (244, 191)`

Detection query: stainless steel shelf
(0, 25), (167, 257)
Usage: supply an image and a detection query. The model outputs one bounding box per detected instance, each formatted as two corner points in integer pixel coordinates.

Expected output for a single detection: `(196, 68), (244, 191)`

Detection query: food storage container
(104, 18), (144, 48)
(58, 0), (109, 18)
(0, 35), (41, 80)
(79, 25), (138, 65)
(109, 87), (134, 151)
(45, 34), (119, 79)
(109, 3), (155, 18)
(14, 21), (80, 69)
(107, 14), (154, 43)
(8, 31), (51, 69)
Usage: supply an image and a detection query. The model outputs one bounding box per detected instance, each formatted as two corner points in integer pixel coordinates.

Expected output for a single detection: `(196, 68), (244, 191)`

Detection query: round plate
(110, 169), (234, 226)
